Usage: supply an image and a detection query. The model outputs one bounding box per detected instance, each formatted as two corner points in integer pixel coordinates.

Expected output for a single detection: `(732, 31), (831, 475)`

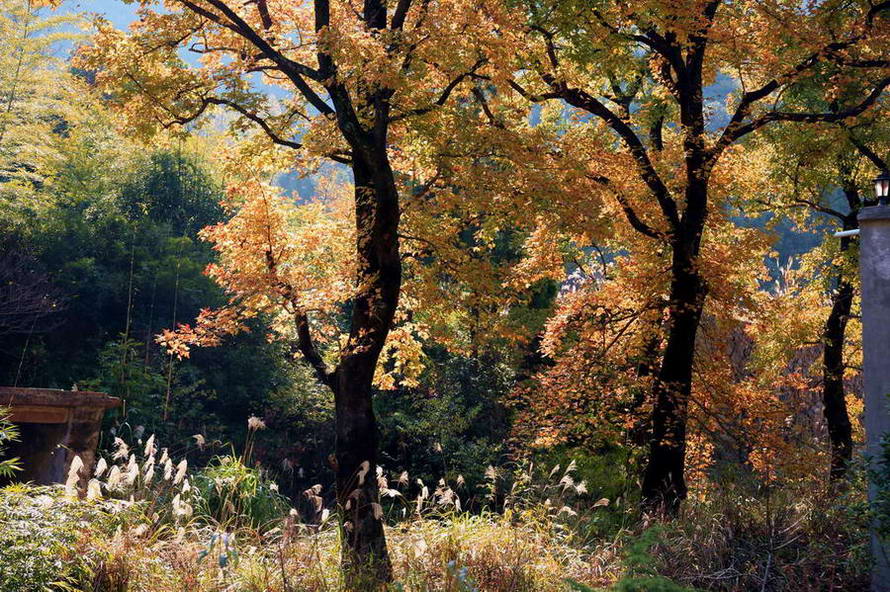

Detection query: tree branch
(263, 247), (337, 388)
(649, 115), (664, 151)
(294, 308), (337, 389)
(754, 197), (847, 221)
(711, 77), (890, 163)
(542, 78), (680, 230)
(590, 9), (685, 86)
(588, 175), (666, 241)
(175, 0), (334, 116)
(686, 0), (720, 75)
(254, 0), (273, 29)
(471, 86), (503, 128)
(204, 97), (302, 149)
(389, 58), (487, 121)
(711, 1), (890, 163)
(849, 132), (889, 174)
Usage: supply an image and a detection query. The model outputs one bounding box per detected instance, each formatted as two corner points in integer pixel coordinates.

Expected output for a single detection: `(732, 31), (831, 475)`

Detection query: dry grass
(0, 431), (871, 592)
(74, 511), (622, 592)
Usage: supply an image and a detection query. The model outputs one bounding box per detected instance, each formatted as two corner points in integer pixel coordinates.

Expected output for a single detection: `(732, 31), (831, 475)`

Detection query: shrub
(0, 429), (873, 592)
(0, 407), (20, 478)
(0, 484), (139, 592)
(652, 481), (870, 591)
(192, 454), (289, 530)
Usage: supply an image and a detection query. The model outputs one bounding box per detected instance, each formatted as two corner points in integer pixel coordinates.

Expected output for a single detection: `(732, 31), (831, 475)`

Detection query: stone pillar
(859, 204), (890, 592)
(3, 423), (70, 484)
(64, 407), (104, 491)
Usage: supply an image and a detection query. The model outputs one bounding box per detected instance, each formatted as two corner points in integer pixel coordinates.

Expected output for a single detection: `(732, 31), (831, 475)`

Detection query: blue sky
(55, 0), (314, 195)
(53, 0), (316, 198)
(60, 0), (138, 28)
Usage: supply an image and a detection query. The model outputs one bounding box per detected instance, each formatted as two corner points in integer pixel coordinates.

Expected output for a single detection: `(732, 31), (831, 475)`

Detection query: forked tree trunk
(640, 107), (710, 513)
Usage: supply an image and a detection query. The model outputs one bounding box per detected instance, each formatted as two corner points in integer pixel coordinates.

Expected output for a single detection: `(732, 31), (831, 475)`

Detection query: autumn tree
(72, 0), (501, 580)
(757, 101), (889, 481)
(498, 0), (890, 511)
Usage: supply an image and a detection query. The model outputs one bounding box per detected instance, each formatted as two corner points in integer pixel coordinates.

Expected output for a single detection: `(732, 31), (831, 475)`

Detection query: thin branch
(175, 0), (334, 116)
(753, 197), (847, 221)
(507, 79), (561, 102)
(588, 174), (666, 241)
(542, 78), (680, 230)
(712, 0), (890, 163)
(264, 248), (336, 388)
(849, 133), (889, 174)
(712, 77), (890, 163)
(204, 97), (302, 149)
(471, 86), (503, 128)
(294, 308), (337, 389)
(389, 57), (487, 121)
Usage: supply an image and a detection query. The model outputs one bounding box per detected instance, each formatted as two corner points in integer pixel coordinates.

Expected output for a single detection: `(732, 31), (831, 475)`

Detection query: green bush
(191, 454), (289, 530)
(609, 528), (700, 592)
(566, 527), (700, 592)
(0, 407), (20, 478)
(0, 484), (139, 592)
(533, 445), (640, 541)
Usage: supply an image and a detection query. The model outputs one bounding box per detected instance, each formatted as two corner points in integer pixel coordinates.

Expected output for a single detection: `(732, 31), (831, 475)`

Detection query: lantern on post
(874, 172), (890, 205)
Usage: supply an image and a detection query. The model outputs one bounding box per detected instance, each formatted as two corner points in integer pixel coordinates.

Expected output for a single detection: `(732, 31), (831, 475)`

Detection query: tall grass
(0, 429), (872, 591)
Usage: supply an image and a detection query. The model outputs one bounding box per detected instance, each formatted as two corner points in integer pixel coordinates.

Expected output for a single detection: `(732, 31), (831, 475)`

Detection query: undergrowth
(0, 429), (872, 592)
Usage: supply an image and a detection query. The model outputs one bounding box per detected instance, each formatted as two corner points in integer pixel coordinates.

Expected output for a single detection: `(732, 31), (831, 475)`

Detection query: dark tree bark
(637, 16), (713, 509)
(641, 243), (707, 510)
(271, 144), (399, 583)
(820, 177), (862, 482)
(327, 142), (401, 582)
(822, 266), (854, 481)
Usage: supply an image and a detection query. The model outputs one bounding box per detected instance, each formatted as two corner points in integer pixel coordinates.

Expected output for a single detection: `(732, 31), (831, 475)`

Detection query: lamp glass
(877, 178), (890, 199)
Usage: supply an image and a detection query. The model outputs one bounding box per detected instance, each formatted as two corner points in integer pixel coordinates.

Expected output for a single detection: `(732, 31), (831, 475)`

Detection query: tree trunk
(335, 356), (391, 583)
(822, 233), (855, 482)
(332, 149), (400, 584)
(640, 246), (706, 512)
(641, 156), (708, 513)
